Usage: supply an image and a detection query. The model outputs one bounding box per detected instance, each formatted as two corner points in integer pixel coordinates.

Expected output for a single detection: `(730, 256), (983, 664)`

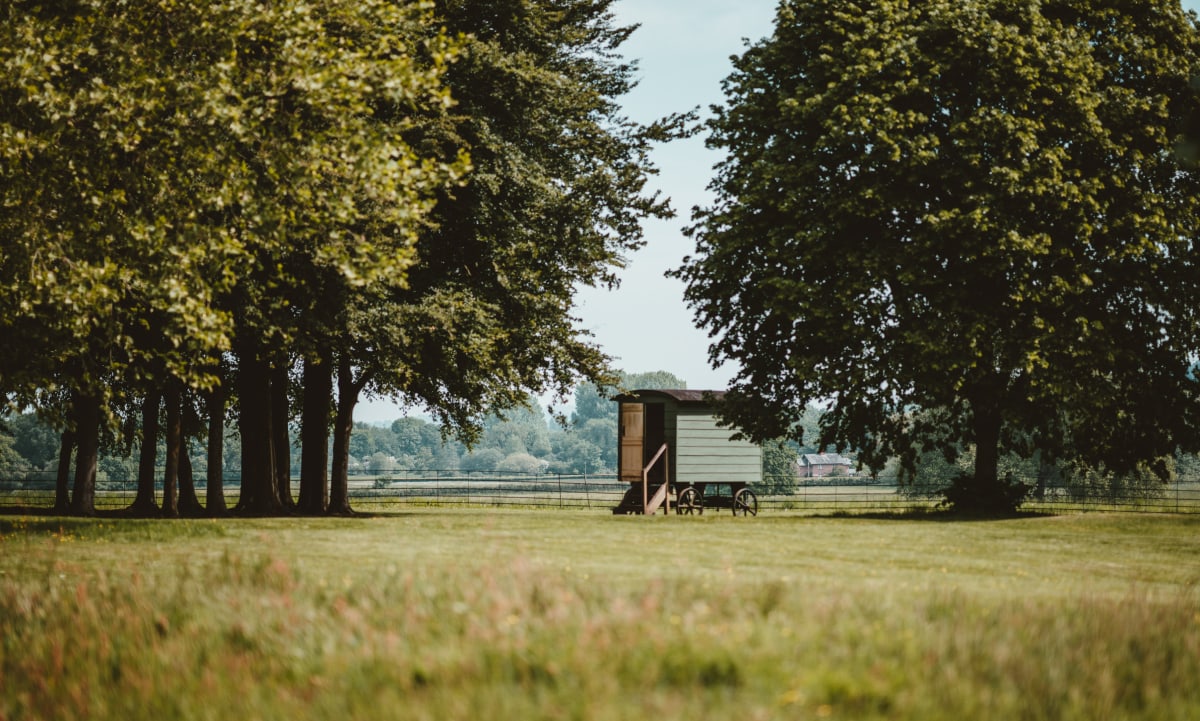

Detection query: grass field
(2, 509), (1199, 720)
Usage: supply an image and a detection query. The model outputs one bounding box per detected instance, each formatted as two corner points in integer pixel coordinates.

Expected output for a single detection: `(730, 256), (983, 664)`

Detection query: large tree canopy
(676, 0), (1200, 511)
(0, 0), (462, 396)
(336, 0), (681, 438)
(2, 0), (676, 516)
(0, 0), (467, 514)
(307, 0), (680, 514)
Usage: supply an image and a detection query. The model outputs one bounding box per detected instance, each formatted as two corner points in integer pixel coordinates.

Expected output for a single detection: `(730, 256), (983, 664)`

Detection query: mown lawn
(2, 509), (1198, 720)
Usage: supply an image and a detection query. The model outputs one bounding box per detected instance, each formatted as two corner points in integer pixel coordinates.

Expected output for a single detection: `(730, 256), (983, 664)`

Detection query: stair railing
(642, 443), (670, 515)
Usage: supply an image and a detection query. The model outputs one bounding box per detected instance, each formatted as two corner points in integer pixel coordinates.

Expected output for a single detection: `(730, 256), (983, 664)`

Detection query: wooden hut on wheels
(612, 389), (762, 515)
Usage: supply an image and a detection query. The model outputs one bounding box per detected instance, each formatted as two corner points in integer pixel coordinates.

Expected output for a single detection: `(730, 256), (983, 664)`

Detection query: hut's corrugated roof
(611, 389), (725, 404)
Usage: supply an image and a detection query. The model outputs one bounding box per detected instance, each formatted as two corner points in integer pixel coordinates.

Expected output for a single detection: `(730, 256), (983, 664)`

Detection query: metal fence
(0, 472), (630, 513)
(2, 471), (1199, 514)
(773, 477), (1200, 515)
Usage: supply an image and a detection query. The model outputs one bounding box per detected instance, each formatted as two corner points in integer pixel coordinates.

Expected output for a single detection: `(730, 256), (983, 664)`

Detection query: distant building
(796, 453), (853, 478)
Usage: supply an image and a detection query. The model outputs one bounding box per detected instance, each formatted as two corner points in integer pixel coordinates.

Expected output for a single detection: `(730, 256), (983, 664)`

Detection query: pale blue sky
(568, 0), (778, 394)
(356, 0), (1200, 423)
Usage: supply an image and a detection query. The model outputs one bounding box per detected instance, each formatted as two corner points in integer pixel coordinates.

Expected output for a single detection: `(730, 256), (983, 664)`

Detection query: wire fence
(2, 471), (1199, 514)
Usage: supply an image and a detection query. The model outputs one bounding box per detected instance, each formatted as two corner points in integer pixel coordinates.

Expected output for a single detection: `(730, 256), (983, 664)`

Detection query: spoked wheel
(676, 486), (703, 515)
(732, 487), (758, 517)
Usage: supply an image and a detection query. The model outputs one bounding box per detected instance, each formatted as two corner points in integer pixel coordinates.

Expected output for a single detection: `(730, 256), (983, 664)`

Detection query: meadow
(1, 509), (1198, 720)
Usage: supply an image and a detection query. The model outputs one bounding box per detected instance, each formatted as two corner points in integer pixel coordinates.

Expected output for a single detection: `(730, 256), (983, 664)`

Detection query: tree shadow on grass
(811, 507), (1057, 523)
(0, 504), (56, 517)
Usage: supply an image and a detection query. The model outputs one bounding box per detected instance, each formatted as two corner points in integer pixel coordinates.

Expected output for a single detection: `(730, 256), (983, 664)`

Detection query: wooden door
(618, 402), (644, 482)
(644, 402), (666, 484)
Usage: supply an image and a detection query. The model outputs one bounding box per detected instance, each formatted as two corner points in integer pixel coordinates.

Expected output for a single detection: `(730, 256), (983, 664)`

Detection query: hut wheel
(676, 486), (702, 515)
(733, 487), (758, 517)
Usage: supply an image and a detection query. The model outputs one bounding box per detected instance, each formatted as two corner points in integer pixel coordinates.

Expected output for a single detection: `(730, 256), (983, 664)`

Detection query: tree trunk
(971, 402), (1002, 498)
(271, 362), (295, 510)
(236, 344), (281, 514)
(69, 393), (101, 517)
(205, 384), (228, 516)
(950, 382), (1025, 514)
(162, 384), (181, 518)
(298, 353), (332, 514)
(178, 439), (204, 517)
(1034, 454), (1050, 502)
(328, 357), (363, 515)
(129, 390), (161, 516)
(54, 430), (74, 515)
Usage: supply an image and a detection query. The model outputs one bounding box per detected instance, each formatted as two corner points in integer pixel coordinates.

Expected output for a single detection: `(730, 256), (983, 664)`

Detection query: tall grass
(1, 511), (1198, 720)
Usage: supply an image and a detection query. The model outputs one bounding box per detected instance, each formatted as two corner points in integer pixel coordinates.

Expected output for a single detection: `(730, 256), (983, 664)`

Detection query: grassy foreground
(2, 510), (1198, 721)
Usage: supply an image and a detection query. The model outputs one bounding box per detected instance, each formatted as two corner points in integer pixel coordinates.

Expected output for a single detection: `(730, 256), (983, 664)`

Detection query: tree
(391, 417), (436, 457)
(4, 0), (675, 516)
(496, 452), (546, 475)
(794, 405), (829, 456)
(0, 0), (236, 513)
(8, 413), (60, 471)
(297, 356), (331, 514)
(574, 418), (617, 470)
(0, 418), (28, 476)
(188, 0), (466, 515)
(390, 416), (444, 467)
(676, 0), (1200, 512)
(316, 0), (681, 511)
(367, 452), (398, 474)
(408, 0), (678, 413)
(548, 432), (604, 474)
(761, 439), (799, 496)
(130, 391), (162, 516)
(1, 0), (469, 515)
(571, 382), (619, 431)
(479, 402), (552, 458)
(378, 0), (678, 435)
(204, 383), (229, 516)
(622, 371), (690, 392)
(460, 448), (504, 473)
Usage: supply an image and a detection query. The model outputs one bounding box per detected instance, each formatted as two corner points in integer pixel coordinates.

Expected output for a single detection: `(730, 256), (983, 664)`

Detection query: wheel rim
(677, 486), (702, 515)
(733, 488), (758, 517)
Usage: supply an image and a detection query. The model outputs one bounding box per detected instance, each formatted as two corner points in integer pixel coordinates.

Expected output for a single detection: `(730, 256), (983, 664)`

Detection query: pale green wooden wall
(668, 406), (761, 486)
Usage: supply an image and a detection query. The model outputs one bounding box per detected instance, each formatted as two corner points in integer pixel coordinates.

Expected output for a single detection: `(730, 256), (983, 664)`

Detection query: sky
(563, 0), (779, 394)
(356, 0), (1200, 424)
(356, 0), (778, 423)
